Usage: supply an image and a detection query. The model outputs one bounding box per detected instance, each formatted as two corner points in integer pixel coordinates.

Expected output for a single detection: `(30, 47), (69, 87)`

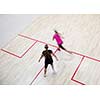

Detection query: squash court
(0, 15), (100, 85)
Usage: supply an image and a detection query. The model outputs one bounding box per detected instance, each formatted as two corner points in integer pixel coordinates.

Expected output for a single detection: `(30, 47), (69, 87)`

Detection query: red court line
(19, 34), (100, 85)
(1, 49), (21, 58)
(1, 39), (37, 58)
(71, 51), (100, 62)
(71, 56), (86, 85)
(20, 41), (37, 58)
(3, 34), (99, 85)
(54, 48), (58, 54)
(18, 34), (58, 48)
(30, 48), (58, 85)
(72, 79), (85, 85)
(19, 34), (100, 62)
(30, 67), (44, 85)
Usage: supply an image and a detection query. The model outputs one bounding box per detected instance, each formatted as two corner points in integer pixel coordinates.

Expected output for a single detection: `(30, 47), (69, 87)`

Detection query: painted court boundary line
(29, 48), (58, 85)
(29, 67), (44, 85)
(18, 34), (58, 48)
(0, 33), (59, 85)
(71, 51), (100, 62)
(1, 34), (100, 85)
(71, 55), (100, 85)
(71, 56), (85, 85)
(19, 34), (100, 62)
(19, 34), (100, 85)
(1, 36), (37, 58)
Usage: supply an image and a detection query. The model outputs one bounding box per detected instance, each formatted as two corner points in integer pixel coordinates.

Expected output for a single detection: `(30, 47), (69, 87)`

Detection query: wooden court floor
(0, 15), (100, 85)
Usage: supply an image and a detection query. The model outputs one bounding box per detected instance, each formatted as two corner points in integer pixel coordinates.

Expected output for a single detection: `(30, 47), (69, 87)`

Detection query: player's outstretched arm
(38, 54), (43, 62)
(52, 53), (58, 61)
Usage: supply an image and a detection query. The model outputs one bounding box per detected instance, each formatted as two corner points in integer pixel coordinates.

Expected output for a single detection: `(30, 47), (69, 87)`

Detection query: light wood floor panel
(74, 58), (100, 85)
(1, 36), (35, 57)
(0, 43), (43, 84)
(32, 52), (82, 85)
(0, 15), (100, 85)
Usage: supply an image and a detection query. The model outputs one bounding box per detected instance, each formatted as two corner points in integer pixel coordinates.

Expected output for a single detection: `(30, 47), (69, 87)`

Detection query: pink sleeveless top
(53, 33), (63, 45)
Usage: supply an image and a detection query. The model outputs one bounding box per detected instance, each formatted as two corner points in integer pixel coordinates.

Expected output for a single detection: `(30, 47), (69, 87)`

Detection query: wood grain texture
(0, 15), (100, 85)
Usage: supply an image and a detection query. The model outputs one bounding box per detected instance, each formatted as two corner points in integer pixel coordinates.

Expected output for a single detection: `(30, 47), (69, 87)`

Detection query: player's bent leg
(44, 64), (48, 77)
(51, 63), (56, 74)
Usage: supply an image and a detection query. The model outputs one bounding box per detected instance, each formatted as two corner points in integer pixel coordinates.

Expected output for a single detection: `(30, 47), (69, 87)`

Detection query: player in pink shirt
(53, 30), (72, 54)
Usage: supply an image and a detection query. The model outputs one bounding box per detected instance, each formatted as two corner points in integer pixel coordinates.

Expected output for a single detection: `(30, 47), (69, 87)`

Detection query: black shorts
(45, 59), (53, 69)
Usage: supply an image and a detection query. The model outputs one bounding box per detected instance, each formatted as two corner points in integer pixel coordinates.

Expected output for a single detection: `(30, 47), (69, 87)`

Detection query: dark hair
(44, 44), (48, 49)
(54, 30), (58, 33)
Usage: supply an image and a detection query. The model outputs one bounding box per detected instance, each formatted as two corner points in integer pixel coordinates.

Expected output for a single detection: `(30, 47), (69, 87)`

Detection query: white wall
(0, 14), (41, 48)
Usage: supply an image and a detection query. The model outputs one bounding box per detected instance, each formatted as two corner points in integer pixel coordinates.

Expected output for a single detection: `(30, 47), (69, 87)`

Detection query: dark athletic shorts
(45, 59), (53, 69)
